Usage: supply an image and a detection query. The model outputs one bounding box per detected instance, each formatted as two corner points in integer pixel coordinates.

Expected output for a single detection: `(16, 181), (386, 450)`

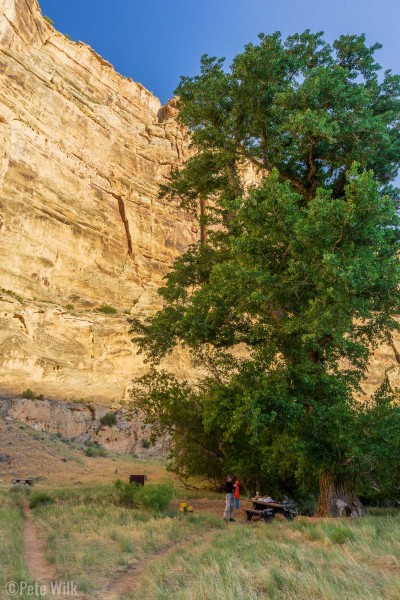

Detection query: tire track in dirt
(102, 525), (223, 600)
(23, 502), (88, 599)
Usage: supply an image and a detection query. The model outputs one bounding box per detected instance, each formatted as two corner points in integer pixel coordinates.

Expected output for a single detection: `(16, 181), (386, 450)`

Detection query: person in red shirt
(234, 479), (240, 509)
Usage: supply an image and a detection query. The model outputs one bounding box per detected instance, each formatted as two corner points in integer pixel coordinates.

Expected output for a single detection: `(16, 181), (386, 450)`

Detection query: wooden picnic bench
(129, 474), (147, 486)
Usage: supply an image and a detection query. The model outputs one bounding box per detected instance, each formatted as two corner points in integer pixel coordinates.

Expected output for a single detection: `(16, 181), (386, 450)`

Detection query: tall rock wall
(0, 0), (196, 401)
(0, 0), (398, 408)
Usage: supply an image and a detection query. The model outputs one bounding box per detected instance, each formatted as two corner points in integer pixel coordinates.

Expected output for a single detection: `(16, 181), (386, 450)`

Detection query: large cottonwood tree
(130, 31), (400, 516)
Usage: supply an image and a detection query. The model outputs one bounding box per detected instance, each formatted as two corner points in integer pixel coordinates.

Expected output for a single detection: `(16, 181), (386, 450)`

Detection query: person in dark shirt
(223, 474), (235, 521)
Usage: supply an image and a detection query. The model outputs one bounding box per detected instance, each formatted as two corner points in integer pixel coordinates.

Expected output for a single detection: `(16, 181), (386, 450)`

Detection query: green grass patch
(29, 492), (54, 509)
(0, 492), (35, 600)
(97, 305), (118, 315)
(115, 481), (175, 513)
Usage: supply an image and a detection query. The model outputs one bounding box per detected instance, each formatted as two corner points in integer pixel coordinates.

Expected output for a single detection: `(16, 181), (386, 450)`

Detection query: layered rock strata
(0, 0), (196, 401)
(0, 0), (398, 410)
(0, 396), (164, 454)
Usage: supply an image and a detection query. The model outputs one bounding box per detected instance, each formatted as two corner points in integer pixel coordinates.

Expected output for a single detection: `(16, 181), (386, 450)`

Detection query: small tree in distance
(129, 31), (400, 516)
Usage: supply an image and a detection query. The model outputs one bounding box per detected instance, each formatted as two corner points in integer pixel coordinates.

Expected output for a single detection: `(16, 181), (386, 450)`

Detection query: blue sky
(39, 0), (400, 104)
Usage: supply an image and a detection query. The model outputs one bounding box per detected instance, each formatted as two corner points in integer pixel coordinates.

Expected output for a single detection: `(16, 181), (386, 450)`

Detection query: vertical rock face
(0, 0), (196, 401)
(0, 0), (398, 408)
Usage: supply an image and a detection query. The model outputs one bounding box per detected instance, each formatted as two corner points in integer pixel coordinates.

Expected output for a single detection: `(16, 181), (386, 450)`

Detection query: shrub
(85, 442), (107, 458)
(138, 483), (175, 512)
(114, 481), (174, 512)
(22, 389), (36, 399)
(141, 438), (151, 449)
(43, 16), (54, 26)
(97, 305), (118, 315)
(29, 492), (54, 509)
(100, 412), (117, 427)
(65, 304), (74, 310)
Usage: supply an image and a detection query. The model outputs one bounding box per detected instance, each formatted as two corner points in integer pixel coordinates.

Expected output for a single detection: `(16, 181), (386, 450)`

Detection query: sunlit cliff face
(0, 0), (196, 401)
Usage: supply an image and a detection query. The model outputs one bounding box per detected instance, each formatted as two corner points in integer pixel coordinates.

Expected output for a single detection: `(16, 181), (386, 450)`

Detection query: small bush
(43, 16), (54, 26)
(100, 412), (117, 427)
(22, 389), (36, 399)
(328, 526), (356, 545)
(85, 442), (107, 458)
(141, 438), (151, 449)
(29, 492), (54, 509)
(97, 305), (118, 315)
(65, 304), (74, 310)
(139, 483), (175, 512)
(114, 481), (174, 513)
(10, 485), (31, 496)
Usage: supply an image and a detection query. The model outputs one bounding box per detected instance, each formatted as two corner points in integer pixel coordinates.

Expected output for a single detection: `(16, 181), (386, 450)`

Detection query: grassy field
(1, 482), (399, 600)
(135, 515), (400, 600)
(0, 490), (36, 600)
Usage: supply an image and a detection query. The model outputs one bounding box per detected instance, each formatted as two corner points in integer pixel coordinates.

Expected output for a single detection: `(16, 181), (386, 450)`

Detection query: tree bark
(316, 471), (367, 517)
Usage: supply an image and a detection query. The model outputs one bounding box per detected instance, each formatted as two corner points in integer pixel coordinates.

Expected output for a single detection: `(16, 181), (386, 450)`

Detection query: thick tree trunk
(316, 471), (367, 517)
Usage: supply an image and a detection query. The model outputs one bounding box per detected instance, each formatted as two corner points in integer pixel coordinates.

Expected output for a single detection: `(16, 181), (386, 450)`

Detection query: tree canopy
(129, 31), (400, 514)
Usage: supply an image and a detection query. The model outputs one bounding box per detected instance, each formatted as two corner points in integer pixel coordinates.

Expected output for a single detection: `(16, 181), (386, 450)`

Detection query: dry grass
(32, 485), (222, 595)
(1, 422), (399, 599)
(129, 515), (400, 600)
(0, 490), (35, 600)
(1, 481), (399, 599)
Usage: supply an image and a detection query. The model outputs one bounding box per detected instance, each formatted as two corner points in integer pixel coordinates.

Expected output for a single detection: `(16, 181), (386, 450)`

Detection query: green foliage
(169, 31), (399, 215)
(100, 412), (117, 427)
(141, 438), (152, 448)
(21, 389), (44, 400)
(350, 379), (400, 503)
(0, 288), (23, 303)
(129, 31), (400, 504)
(85, 442), (107, 458)
(29, 492), (54, 509)
(114, 481), (174, 512)
(43, 16), (54, 26)
(65, 304), (74, 310)
(97, 305), (118, 315)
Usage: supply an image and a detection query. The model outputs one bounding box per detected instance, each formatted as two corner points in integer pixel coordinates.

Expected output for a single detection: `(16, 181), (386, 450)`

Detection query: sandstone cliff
(0, 396), (164, 454)
(0, 0), (196, 402)
(0, 0), (398, 415)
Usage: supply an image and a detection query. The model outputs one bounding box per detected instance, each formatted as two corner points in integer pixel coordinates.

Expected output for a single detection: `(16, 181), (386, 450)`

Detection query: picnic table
(12, 479), (34, 486)
(243, 497), (296, 522)
(129, 474), (147, 486)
